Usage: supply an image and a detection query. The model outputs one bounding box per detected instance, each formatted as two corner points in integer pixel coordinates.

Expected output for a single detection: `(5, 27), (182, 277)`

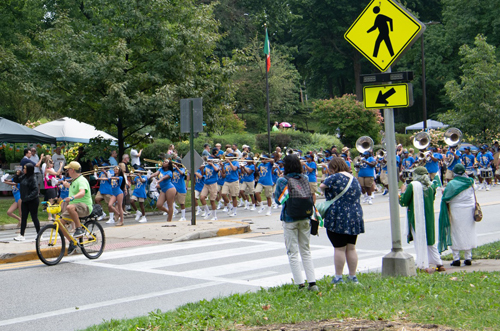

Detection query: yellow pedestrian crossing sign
(345, 0), (425, 72)
(363, 83), (413, 109)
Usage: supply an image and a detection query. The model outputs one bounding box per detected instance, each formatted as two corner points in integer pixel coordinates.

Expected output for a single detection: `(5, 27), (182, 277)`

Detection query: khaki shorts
(61, 202), (90, 220)
(495, 169), (500, 176)
(130, 195), (145, 202)
(240, 181), (254, 195)
(255, 183), (273, 197)
(95, 191), (111, 204)
(380, 171), (388, 186)
(222, 181), (240, 197)
(217, 184), (223, 193)
(201, 183), (218, 200)
(175, 192), (186, 205)
(194, 190), (201, 200)
(445, 169), (454, 181)
(309, 181), (318, 194)
(358, 176), (374, 188)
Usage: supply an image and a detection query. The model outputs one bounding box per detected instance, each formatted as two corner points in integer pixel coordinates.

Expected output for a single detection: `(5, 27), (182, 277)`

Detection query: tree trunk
(117, 117), (125, 160)
(353, 52), (362, 102)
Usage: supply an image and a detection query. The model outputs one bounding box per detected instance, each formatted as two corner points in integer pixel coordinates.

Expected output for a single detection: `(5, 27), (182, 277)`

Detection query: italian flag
(264, 28), (271, 72)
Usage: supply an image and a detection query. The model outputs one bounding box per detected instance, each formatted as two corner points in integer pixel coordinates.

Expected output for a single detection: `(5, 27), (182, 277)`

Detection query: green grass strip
(84, 271), (500, 331)
(442, 240), (500, 260)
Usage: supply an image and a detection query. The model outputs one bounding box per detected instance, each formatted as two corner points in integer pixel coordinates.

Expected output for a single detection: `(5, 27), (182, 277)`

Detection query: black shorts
(44, 188), (58, 200)
(327, 230), (358, 248)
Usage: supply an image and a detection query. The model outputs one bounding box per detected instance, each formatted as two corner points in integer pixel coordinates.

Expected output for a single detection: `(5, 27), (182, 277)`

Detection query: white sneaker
(244, 204), (249, 210)
(368, 199), (373, 205)
(106, 218), (116, 224)
(201, 211), (207, 217)
(135, 211), (142, 221)
(163, 212), (168, 215)
(223, 207), (228, 212)
(250, 205), (256, 211)
(273, 204), (278, 209)
(179, 217), (187, 221)
(97, 211), (107, 221)
(139, 216), (148, 223)
(487, 185), (491, 191)
(229, 212), (237, 217)
(204, 212), (212, 220)
(211, 216), (218, 221)
(217, 202), (222, 210)
(237, 201), (243, 207)
(196, 209), (201, 216)
(265, 210), (272, 216)
(258, 206), (265, 214)
(14, 235), (25, 241)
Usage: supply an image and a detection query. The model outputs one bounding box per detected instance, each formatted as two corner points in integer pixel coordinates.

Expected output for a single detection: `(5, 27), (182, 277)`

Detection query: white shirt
(52, 153), (66, 172)
(30, 154), (40, 173)
(130, 149), (140, 166)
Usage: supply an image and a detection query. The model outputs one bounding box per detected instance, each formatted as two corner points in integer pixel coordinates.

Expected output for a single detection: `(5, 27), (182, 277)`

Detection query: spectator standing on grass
(274, 154), (318, 292)
(320, 157), (364, 285)
(52, 147), (66, 172)
(438, 164), (477, 267)
(12, 163), (41, 241)
(399, 166), (446, 274)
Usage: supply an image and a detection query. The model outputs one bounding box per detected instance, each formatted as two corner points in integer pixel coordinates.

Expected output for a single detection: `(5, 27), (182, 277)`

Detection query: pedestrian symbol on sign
(367, 6), (394, 58)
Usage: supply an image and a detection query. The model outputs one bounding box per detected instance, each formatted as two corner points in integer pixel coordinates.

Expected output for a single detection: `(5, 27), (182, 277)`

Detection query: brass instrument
(443, 128), (462, 167)
(129, 168), (148, 174)
(413, 132), (431, 165)
(355, 136), (374, 154)
(143, 158), (164, 166)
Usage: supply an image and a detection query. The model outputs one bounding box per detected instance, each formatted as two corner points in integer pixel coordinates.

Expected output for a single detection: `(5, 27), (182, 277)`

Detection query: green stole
(438, 176), (474, 253)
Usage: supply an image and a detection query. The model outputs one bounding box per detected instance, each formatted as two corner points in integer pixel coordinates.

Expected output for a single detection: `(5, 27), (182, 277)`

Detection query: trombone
(81, 165), (114, 176)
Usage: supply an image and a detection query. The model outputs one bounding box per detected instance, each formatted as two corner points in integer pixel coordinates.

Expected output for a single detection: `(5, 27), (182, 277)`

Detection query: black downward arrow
(376, 88), (396, 104)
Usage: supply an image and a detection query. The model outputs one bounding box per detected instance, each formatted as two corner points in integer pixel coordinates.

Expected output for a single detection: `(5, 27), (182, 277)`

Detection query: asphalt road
(1, 187), (500, 331)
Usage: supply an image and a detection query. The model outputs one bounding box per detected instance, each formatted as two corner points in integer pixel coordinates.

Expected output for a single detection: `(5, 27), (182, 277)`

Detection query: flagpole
(265, 26), (271, 155)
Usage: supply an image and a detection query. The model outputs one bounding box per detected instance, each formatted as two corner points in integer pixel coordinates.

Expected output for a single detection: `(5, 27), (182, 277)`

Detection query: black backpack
(285, 175), (314, 220)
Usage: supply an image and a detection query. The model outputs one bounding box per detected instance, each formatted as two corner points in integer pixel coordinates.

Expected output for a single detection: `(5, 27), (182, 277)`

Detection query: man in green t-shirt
(62, 161), (93, 244)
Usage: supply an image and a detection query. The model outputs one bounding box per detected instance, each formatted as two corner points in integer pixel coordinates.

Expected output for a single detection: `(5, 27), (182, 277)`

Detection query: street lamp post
(421, 21), (440, 131)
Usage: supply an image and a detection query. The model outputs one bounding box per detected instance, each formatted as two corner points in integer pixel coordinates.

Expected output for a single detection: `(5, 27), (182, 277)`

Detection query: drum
(480, 168), (493, 178)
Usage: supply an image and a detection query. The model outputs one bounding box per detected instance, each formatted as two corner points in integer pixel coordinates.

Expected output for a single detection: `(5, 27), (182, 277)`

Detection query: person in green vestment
(399, 166), (446, 273)
(438, 164), (476, 266)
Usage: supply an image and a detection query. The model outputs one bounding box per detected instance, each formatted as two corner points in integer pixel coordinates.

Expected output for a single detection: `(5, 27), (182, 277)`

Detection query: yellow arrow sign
(363, 83), (413, 109)
(345, 0), (425, 72)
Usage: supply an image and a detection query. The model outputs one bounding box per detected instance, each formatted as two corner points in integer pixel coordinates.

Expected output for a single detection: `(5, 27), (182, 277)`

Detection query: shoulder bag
(315, 173), (354, 218)
(473, 187), (482, 222)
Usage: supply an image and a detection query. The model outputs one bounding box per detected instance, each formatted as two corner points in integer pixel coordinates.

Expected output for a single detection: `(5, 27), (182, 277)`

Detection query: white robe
(448, 186), (477, 251)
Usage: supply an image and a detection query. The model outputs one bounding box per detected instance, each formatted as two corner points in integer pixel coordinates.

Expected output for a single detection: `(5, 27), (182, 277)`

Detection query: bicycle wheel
(80, 220), (106, 259)
(36, 224), (66, 266)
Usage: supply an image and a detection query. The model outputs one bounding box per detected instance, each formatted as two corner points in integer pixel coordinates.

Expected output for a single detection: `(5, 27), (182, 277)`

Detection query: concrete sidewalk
(0, 211), (251, 264)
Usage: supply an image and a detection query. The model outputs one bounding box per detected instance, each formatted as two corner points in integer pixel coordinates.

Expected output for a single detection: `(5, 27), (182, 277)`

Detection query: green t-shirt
(69, 175), (93, 214)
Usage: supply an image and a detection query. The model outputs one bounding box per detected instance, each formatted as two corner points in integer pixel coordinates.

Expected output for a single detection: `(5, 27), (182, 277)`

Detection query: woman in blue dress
(151, 159), (177, 222)
(320, 157), (364, 285)
(110, 166), (125, 226)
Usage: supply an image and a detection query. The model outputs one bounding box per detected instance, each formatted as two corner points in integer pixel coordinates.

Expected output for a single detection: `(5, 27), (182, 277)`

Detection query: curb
(0, 224), (252, 264)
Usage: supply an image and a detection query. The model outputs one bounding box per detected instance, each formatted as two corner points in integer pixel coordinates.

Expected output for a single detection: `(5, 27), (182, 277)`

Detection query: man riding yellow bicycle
(61, 161), (93, 255)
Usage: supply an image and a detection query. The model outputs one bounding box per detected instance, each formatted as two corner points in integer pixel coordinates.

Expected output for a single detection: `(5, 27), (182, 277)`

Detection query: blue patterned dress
(323, 173), (364, 235)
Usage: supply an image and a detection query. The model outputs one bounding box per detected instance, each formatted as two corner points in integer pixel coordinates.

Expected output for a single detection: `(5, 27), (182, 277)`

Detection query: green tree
(312, 94), (382, 147)
(15, 0), (235, 156)
(439, 35), (500, 142)
(232, 38), (301, 132)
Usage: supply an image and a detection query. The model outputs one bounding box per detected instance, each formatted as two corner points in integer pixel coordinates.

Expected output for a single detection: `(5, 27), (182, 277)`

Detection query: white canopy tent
(34, 117), (117, 143)
(405, 120), (448, 133)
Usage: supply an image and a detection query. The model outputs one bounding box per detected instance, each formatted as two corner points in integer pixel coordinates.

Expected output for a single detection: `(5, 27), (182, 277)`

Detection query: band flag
(264, 28), (271, 72)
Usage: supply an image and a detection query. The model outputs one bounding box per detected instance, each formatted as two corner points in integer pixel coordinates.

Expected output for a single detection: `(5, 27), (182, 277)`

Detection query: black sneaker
(67, 242), (77, 255)
(73, 227), (85, 238)
(450, 260), (461, 267)
(464, 259), (472, 266)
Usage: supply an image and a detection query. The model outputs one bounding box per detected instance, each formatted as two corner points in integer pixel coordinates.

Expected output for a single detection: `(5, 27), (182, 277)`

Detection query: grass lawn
(84, 271), (500, 331)
(442, 240), (500, 260)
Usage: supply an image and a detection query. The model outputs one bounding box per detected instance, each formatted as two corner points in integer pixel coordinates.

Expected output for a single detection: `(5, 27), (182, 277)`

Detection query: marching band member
(424, 147), (443, 181)
(240, 157), (257, 210)
(377, 152), (389, 195)
(216, 162), (226, 210)
(400, 150), (415, 183)
(444, 146), (461, 186)
(151, 159), (177, 222)
(271, 153), (283, 208)
(199, 155), (220, 220)
(130, 171), (149, 223)
(303, 153), (318, 204)
(109, 166), (125, 226)
(96, 168), (114, 223)
(171, 161), (188, 221)
(255, 154), (274, 215)
(357, 151), (376, 205)
(460, 146), (476, 179)
(194, 164), (205, 216)
(476, 145), (493, 190)
(321, 150), (332, 182)
(221, 153), (240, 217)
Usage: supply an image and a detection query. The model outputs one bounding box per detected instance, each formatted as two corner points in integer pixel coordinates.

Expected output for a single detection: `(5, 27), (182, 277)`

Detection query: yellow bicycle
(36, 201), (106, 266)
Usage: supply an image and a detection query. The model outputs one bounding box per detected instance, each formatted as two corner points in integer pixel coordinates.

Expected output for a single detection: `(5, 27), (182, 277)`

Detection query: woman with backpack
(320, 157), (364, 285)
(274, 154), (319, 292)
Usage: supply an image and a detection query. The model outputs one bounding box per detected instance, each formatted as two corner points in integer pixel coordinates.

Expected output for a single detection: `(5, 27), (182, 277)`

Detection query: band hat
(453, 163), (466, 175)
(305, 154), (313, 159)
(413, 166), (428, 175)
(64, 161), (81, 170)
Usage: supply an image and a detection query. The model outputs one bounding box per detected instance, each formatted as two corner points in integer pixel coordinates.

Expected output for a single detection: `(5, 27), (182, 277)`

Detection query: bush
(142, 139), (172, 160)
(255, 131), (313, 151)
(395, 133), (412, 147)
